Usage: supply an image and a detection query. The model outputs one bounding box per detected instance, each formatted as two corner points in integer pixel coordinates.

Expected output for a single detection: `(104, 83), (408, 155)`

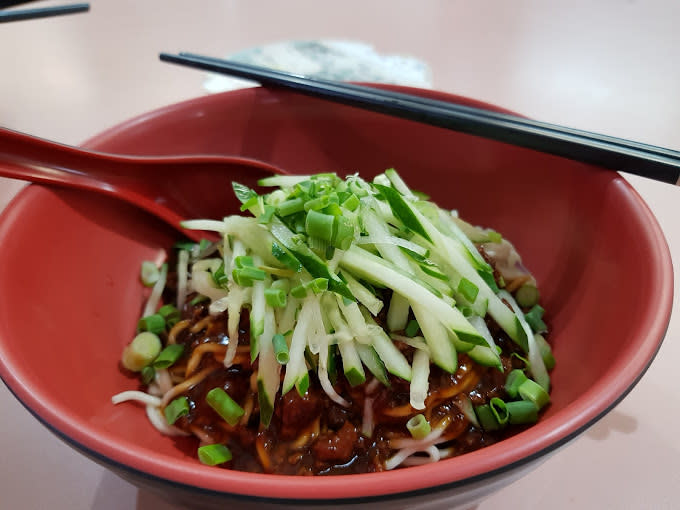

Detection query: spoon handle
(0, 127), (135, 192)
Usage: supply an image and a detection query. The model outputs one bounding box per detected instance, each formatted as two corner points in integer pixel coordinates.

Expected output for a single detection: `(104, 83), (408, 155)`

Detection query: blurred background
(0, 1), (678, 508)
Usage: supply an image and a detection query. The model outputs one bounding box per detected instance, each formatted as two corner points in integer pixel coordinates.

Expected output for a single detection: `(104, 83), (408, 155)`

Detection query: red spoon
(0, 128), (286, 241)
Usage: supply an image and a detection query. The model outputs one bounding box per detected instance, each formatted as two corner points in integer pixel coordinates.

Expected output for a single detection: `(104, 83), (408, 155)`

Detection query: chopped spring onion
(406, 414), (431, 439)
(457, 278), (479, 303)
(264, 287), (287, 308)
(153, 344), (185, 369)
(158, 304), (179, 320)
(474, 404), (501, 431)
(277, 197), (305, 216)
(504, 369), (529, 399)
(197, 444), (233, 466)
(272, 333), (290, 364)
(140, 261), (160, 287)
(518, 378), (551, 409)
(121, 332), (162, 372)
(524, 304), (547, 333)
(137, 313), (165, 334)
(404, 319), (420, 337)
(206, 387), (245, 426)
(506, 400), (539, 425)
(140, 365), (156, 385)
(515, 284), (540, 308)
(305, 209), (335, 242)
(489, 397), (510, 425)
(164, 396), (190, 425)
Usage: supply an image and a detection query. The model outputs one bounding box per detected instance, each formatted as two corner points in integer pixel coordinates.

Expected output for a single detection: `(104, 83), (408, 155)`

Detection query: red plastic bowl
(0, 86), (672, 509)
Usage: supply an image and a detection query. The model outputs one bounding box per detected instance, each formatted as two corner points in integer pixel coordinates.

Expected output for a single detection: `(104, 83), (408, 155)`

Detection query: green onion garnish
(475, 404), (501, 431)
(305, 210), (335, 242)
(404, 319), (420, 337)
(457, 277), (479, 303)
(140, 261), (160, 287)
(140, 365), (156, 385)
(258, 205), (276, 224)
(153, 344), (185, 369)
(197, 444), (233, 466)
(290, 284), (307, 299)
(518, 379), (551, 409)
(341, 193), (360, 211)
(277, 197), (305, 216)
(264, 288), (287, 308)
(164, 396), (190, 425)
(273, 333), (290, 364)
(487, 230), (502, 243)
(489, 397), (509, 425)
(406, 414), (431, 439)
(158, 304), (179, 319)
(506, 400), (539, 425)
(206, 388), (245, 426)
(524, 304), (547, 333)
(137, 313), (166, 334)
(504, 369), (529, 399)
(121, 331), (162, 372)
(211, 262), (229, 288)
(515, 284), (540, 308)
(232, 266), (267, 287)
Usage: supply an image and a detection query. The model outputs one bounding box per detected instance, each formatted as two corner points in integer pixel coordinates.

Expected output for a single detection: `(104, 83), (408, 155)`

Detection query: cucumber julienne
(178, 170), (552, 422)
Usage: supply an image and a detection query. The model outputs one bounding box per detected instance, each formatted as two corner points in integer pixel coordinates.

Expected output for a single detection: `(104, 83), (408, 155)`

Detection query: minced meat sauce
(148, 285), (535, 476)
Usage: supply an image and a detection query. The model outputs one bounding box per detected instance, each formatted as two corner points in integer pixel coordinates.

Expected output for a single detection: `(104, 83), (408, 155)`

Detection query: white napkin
(203, 40), (433, 93)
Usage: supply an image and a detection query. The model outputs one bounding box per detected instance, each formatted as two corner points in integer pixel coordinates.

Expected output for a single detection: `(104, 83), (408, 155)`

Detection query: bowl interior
(0, 86), (672, 500)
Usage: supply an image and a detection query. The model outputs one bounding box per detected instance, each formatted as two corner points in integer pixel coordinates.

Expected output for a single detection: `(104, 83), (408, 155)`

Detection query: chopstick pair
(159, 51), (680, 186)
(0, 0), (89, 23)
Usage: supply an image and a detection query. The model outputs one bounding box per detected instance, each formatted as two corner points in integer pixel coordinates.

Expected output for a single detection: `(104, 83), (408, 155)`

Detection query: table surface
(1, 1), (678, 509)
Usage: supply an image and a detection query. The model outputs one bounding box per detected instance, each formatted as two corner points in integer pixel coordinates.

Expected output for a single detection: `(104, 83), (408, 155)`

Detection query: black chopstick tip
(0, 3), (89, 23)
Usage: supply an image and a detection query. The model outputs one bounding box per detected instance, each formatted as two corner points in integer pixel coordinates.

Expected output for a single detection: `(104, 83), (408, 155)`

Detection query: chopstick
(159, 52), (680, 186)
(0, 2), (89, 23)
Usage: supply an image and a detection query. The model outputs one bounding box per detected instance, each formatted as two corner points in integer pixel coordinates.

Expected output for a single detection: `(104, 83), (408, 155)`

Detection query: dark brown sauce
(155, 290), (539, 475)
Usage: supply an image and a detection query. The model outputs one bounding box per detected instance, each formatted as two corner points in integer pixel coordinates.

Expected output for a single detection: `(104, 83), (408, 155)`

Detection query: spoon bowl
(0, 128), (286, 240)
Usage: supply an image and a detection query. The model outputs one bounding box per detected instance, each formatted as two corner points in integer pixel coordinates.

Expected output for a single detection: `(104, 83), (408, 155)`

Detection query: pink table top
(0, 2), (678, 508)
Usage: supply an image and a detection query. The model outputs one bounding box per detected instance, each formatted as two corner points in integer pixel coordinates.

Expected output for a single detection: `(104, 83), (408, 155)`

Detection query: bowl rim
(0, 85), (673, 502)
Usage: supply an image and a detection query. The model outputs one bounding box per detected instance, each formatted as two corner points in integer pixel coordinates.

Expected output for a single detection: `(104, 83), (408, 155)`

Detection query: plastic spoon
(0, 128), (286, 241)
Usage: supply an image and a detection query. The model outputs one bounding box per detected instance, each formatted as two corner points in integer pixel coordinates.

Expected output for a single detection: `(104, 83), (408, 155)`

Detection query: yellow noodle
(426, 367), (481, 405)
(255, 435), (272, 472)
(190, 315), (212, 334)
(186, 343), (228, 377)
(214, 352), (250, 366)
(291, 416), (321, 449)
(167, 319), (191, 345)
(161, 366), (216, 406)
(239, 394), (254, 426)
(190, 425), (216, 445)
(381, 403), (415, 417)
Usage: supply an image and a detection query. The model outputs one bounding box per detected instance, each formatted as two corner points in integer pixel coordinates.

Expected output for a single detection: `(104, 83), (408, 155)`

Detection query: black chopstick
(159, 51), (680, 185)
(0, 2), (88, 23)
(0, 0), (40, 8)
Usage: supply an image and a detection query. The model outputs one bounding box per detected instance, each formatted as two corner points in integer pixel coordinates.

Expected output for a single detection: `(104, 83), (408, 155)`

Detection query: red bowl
(0, 86), (672, 509)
